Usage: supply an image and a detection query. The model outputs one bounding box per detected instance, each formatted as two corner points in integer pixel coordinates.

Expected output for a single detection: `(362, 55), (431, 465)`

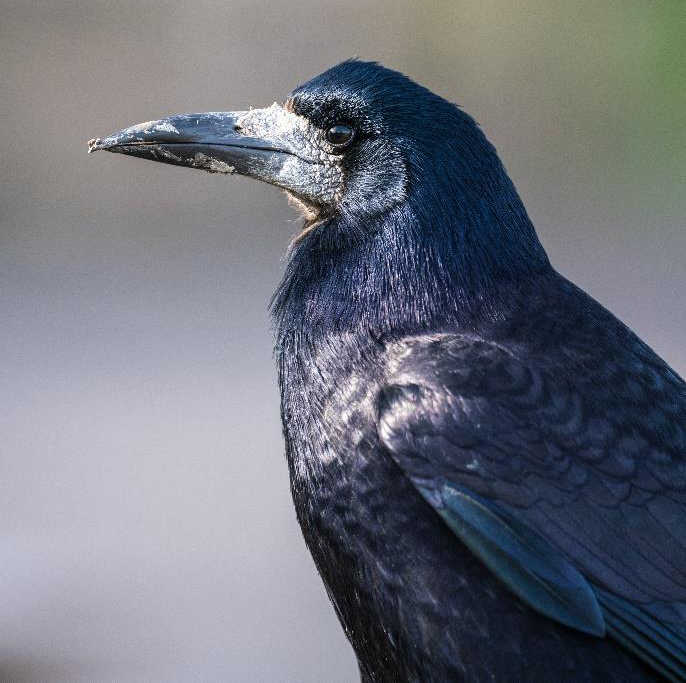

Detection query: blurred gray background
(1, 1), (684, 681)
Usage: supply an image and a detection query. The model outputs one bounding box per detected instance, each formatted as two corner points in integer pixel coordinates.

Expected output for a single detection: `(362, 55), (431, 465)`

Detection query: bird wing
(377, 333), (686, 680)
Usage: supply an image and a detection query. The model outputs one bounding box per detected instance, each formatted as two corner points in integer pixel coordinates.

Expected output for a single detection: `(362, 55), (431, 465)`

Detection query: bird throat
(285, 191), (329, 244)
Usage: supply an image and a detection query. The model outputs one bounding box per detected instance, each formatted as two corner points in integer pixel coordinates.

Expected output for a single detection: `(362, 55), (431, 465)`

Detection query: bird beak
(88, 109), (310, 180)
(89, 106), (342, 211)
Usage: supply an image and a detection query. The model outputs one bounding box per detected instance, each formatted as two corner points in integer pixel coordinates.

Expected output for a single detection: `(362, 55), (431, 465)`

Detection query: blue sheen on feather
(599, 588), (686, 682)
(415, 480), (605, 636)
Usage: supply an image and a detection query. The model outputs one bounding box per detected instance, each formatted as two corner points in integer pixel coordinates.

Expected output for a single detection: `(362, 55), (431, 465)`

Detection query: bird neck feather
(271, 141), (550, 346)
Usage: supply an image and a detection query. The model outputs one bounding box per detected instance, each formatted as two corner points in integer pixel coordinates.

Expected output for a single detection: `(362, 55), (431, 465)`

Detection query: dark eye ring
(326, 123), (355, 147)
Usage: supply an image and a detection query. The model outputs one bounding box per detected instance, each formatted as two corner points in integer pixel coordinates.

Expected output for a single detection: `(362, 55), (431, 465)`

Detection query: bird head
(89, 61), (508, 237)
(90, 60), (549, 331)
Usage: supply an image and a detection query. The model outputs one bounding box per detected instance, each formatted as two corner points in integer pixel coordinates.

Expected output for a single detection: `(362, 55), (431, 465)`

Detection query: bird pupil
(326, 124), (353, 145)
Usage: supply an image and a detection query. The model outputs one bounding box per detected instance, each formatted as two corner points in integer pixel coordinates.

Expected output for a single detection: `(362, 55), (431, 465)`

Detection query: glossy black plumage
(273, 62), (685, 682)
(92, 60), (685, 681)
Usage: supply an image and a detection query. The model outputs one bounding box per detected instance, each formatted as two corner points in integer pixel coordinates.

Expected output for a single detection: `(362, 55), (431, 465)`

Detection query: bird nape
(90, 60), (686, 682)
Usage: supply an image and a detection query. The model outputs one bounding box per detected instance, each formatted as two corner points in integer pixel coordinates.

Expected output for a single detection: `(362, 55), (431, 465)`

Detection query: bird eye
(326, 123), (354, 147)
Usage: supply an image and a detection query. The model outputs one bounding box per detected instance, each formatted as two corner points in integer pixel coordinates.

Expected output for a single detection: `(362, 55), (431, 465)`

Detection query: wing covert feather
(378, 333), (686, 680)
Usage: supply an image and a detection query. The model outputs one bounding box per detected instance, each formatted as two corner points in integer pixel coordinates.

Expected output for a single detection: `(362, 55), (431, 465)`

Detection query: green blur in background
(1, 1), (684, 682)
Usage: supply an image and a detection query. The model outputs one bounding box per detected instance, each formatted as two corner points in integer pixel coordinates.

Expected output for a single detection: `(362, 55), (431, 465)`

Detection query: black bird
(90, 61), (686, 682)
